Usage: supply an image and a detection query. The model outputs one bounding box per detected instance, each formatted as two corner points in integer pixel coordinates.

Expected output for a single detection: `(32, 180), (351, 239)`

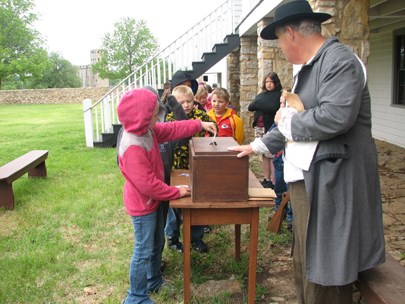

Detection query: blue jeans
(165, 207), (204, 242)
(124, 205), (165, 304)
(273, 156), (293, 223)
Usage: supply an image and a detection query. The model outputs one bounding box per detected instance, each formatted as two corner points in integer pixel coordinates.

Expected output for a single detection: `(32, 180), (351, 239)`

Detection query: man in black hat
(229, 1), (385, 303)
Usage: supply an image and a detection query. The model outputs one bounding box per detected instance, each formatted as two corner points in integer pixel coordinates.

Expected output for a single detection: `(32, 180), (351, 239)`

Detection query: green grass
(0, 104), (292, 303)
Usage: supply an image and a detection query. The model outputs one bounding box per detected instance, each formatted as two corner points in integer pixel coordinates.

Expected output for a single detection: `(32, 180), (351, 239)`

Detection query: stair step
(224, 34), (240, 44)
(93, 141), (105, 148)
(201, 52), (218, 62)
(113, 124), (122, 134)
(192, 34), (240, 77)
(93, 132), (118, 148)
(212, 43), (229, 53)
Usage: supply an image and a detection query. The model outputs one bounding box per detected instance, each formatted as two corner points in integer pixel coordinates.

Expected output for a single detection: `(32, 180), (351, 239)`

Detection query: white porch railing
(83, 0), (242, 147)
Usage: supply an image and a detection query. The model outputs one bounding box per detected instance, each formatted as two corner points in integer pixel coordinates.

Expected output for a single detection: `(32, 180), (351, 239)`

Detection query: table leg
(248, 208), (259, 304)
(183, 208), (191, 304)
(235, 224), (241, 261)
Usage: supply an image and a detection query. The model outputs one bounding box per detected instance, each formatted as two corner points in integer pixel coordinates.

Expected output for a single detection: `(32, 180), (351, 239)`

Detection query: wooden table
(170, 169), (274, 304)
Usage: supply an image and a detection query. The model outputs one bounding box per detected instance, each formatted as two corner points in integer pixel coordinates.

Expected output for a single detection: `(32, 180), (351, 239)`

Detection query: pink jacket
(117, 88), (201, 216)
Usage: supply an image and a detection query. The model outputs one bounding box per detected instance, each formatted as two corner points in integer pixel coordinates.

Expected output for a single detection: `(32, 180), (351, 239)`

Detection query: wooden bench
(356, 253), (405, 304)
(0, 150), (49, 210)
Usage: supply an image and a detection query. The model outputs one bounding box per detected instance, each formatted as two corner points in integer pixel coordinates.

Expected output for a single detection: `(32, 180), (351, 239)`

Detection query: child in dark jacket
(164, 85), (214, 253)
(118, 88), (216, 304)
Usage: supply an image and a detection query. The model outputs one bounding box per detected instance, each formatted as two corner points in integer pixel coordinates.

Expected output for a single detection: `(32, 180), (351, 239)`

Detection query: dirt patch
(376, 140), (405, 264)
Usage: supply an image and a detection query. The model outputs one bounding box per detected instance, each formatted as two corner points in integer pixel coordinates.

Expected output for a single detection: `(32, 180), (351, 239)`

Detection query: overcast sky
(33, 0), (221, 66)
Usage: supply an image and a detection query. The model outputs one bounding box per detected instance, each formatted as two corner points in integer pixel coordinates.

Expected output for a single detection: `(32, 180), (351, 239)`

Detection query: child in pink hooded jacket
(118, 88), (215, 304)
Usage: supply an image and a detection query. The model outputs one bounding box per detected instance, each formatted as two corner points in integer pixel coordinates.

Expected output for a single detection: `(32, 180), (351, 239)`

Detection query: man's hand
(228, 144), (254, 158)
(201, 122), (217, 135)
(275, 108), (283, 125)
(275, 93), (287, 125)
(282, 90), (304, 112)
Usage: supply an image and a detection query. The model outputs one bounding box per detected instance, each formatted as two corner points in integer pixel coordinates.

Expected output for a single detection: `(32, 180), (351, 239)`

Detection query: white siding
(368, 23), (405, 148)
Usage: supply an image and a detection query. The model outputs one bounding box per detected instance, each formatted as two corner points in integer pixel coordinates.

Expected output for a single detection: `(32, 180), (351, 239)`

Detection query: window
(393, 29), (405, 105)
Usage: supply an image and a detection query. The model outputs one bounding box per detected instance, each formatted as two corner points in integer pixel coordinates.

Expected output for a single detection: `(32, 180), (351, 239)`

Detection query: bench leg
(0, 181), (14, 210)
(28, 160), (47, 177)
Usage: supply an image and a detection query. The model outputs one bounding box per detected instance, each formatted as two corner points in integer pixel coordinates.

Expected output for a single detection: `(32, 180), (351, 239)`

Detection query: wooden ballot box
(189, 137), (249, 202)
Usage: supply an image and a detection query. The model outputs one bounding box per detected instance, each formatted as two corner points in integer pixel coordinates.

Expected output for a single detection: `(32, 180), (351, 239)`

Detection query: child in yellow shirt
(207, 88), (244, 144)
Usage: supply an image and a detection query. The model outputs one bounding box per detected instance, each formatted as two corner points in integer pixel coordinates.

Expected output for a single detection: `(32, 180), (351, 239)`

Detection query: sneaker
(160, 260), (168, 272)
(167, 237), (183, 253)
(203, 226), (212, 234)
(261, 179), (274, 189)
(191, 240), (208, 253)
(286, 222), (293, 232)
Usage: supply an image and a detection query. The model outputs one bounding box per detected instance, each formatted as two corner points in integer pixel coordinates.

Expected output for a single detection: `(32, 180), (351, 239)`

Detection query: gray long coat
(262, 37), (385, 286)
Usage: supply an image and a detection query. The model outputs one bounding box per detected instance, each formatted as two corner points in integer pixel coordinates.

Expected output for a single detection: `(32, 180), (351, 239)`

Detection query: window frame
(392, 28), (405, 106)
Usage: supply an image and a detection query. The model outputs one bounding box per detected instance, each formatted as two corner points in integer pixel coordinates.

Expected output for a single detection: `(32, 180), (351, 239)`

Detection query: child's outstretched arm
(201, 121), (217, 135)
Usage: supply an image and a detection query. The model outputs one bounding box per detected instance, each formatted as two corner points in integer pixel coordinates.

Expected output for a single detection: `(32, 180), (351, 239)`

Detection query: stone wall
(314, 0), (370, 63)
(239, 36), (259, 142)
(257, 18), (293, 90)
(0, 87), (112, 104)
(227, 50), (241, 112)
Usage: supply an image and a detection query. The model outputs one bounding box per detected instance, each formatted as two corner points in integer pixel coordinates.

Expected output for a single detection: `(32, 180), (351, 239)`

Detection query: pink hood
(117, 88), (158, 135)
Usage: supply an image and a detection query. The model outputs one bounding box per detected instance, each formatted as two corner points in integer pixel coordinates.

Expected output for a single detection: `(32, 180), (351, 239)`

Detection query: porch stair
(191, 34), (240, 78)
(94, 34), (240, 148)
(83, 0), (242, 148)
(93, 124), (122, 148)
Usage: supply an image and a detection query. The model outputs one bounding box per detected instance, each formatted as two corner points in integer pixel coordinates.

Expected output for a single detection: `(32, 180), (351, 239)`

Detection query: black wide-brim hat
(260, 0), (331, 40)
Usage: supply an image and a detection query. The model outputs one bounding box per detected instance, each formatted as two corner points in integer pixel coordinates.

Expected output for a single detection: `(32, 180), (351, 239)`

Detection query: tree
(2, 52), (82, 89)
(92, 17), (158, 83)
(0, 0), (48, 89)
(27, 52), (82, 88)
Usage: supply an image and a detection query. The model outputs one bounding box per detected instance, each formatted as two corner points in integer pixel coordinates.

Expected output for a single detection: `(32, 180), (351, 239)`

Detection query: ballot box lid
(190, 137), (239, 155)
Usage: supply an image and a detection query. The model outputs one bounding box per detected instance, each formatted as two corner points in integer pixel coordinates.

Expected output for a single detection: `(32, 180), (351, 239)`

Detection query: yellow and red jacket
(207, 107), (244, 144)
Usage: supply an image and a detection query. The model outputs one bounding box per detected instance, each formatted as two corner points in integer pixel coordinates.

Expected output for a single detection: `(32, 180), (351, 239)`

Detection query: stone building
(77, 49), (109, 88)
(230, 0), (405, 147)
